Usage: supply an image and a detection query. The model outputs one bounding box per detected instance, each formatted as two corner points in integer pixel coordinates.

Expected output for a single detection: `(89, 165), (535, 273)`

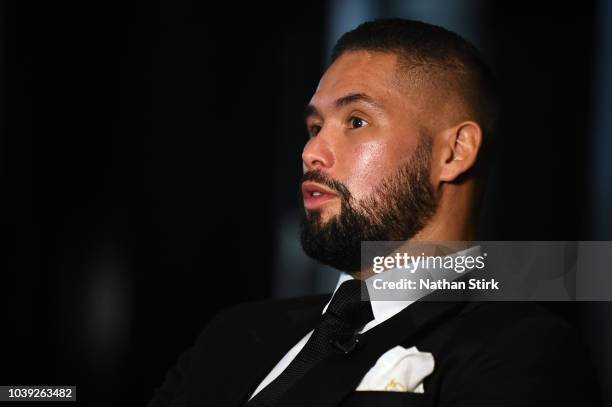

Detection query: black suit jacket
(148, 294), (601, 407)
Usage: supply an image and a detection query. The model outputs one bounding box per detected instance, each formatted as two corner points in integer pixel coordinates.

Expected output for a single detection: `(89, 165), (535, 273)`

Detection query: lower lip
(303, 193), (337, 210)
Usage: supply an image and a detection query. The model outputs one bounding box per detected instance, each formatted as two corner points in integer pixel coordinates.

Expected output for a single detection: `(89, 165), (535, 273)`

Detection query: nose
(302, 134), (335, 172)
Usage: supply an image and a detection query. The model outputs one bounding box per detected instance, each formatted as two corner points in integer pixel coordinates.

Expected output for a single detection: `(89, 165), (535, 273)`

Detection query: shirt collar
(321, 245), (481, 334)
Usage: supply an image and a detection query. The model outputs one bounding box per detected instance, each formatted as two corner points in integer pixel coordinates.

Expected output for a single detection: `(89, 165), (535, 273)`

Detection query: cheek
(343, 141), (394, 199)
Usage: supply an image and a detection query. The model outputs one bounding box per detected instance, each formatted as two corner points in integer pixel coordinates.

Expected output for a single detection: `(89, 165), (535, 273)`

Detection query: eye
(308, 124), (322, 138)
(349, 117), (368, 129)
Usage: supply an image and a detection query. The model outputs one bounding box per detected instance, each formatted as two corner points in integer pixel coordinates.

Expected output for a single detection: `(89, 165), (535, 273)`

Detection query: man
(148, 19), (600, 406)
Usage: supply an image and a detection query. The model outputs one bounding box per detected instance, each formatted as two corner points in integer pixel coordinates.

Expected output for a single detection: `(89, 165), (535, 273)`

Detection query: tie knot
(326, 279), (373, 329)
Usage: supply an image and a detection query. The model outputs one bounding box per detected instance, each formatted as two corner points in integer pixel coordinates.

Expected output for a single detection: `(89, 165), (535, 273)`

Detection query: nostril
(311, 159), (324, 168)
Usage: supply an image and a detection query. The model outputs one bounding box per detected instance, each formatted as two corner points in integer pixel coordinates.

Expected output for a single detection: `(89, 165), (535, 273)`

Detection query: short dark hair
(331, 18), (498, 137)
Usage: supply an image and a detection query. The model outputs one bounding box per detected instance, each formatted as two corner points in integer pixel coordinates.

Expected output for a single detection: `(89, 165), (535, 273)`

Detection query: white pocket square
(356, 346), (435, 393)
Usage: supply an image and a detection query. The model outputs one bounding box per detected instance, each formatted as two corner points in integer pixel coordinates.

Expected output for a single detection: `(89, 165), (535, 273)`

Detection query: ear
(438, 121), (482, 183)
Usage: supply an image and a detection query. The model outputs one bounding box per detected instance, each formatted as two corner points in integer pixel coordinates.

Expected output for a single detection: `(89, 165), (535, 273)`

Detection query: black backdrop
(1, 1), (607, 406)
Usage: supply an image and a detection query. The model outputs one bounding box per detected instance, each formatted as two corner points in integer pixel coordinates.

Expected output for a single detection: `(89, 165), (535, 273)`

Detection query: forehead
(310, 51), (402, 109)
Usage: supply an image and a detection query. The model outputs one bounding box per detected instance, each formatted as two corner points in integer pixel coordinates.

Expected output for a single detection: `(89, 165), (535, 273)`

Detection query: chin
(310, 207), (339, 223)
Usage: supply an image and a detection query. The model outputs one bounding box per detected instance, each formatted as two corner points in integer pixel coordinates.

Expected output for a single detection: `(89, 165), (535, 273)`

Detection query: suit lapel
(276, 297), (468, 407)
(218, 296), (329, 407)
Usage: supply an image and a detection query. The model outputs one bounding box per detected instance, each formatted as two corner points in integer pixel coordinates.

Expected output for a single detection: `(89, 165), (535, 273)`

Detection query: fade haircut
(331, 18), (499, 140)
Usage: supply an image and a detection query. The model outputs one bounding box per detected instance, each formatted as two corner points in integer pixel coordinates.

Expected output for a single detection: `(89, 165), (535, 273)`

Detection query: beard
(299, 135), (437, 273)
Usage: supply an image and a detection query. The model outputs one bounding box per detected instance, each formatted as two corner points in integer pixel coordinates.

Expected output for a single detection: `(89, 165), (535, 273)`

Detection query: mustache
(301, 170), (353, 202)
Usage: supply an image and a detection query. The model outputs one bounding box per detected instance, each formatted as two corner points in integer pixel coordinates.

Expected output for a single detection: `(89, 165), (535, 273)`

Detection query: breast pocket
(339, 391), (433, 407)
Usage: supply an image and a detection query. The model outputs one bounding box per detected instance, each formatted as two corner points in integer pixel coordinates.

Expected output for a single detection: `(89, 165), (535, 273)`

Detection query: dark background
(2, 1), (610, 406)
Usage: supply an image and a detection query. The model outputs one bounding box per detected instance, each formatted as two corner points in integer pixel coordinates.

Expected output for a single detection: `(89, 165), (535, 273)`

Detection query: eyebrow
(304, 92), (384, 120)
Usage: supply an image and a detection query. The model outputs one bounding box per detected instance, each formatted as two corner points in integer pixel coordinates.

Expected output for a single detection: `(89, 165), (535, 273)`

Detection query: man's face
(300, 51), (438, 272)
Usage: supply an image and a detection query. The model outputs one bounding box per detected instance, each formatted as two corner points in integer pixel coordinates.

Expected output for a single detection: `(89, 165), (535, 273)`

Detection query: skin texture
(302, 50), (484, 275)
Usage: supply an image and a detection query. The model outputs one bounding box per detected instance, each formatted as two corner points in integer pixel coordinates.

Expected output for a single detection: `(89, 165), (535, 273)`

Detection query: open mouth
(301, 181), (338, 209)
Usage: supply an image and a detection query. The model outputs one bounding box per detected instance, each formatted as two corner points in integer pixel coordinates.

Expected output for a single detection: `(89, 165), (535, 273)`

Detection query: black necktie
(247, 279), (374, 407)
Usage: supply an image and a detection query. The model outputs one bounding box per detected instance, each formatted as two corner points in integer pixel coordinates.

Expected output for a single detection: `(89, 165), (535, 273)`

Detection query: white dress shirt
(249, 245), (480, 400)
(248, 273), (413, 400)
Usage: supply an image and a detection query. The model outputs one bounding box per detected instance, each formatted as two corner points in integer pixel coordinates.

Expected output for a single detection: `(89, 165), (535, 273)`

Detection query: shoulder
(460, 300), (571, 327)
(214, 293), (331, 320)
(454, 301), (574, 344)
(441, 301), (579, 361)
(198, 293), (331, 336)
(418, 301), (579, 369)
(431, 302), (601, 406)
(438, 302), (600, 405)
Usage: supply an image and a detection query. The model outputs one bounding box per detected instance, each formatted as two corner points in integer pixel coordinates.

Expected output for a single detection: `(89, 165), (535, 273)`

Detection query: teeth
(312, 191), (322, 196)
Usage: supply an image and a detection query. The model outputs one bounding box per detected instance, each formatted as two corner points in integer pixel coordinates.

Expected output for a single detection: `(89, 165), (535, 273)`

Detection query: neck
(413, 180), (478, 241)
